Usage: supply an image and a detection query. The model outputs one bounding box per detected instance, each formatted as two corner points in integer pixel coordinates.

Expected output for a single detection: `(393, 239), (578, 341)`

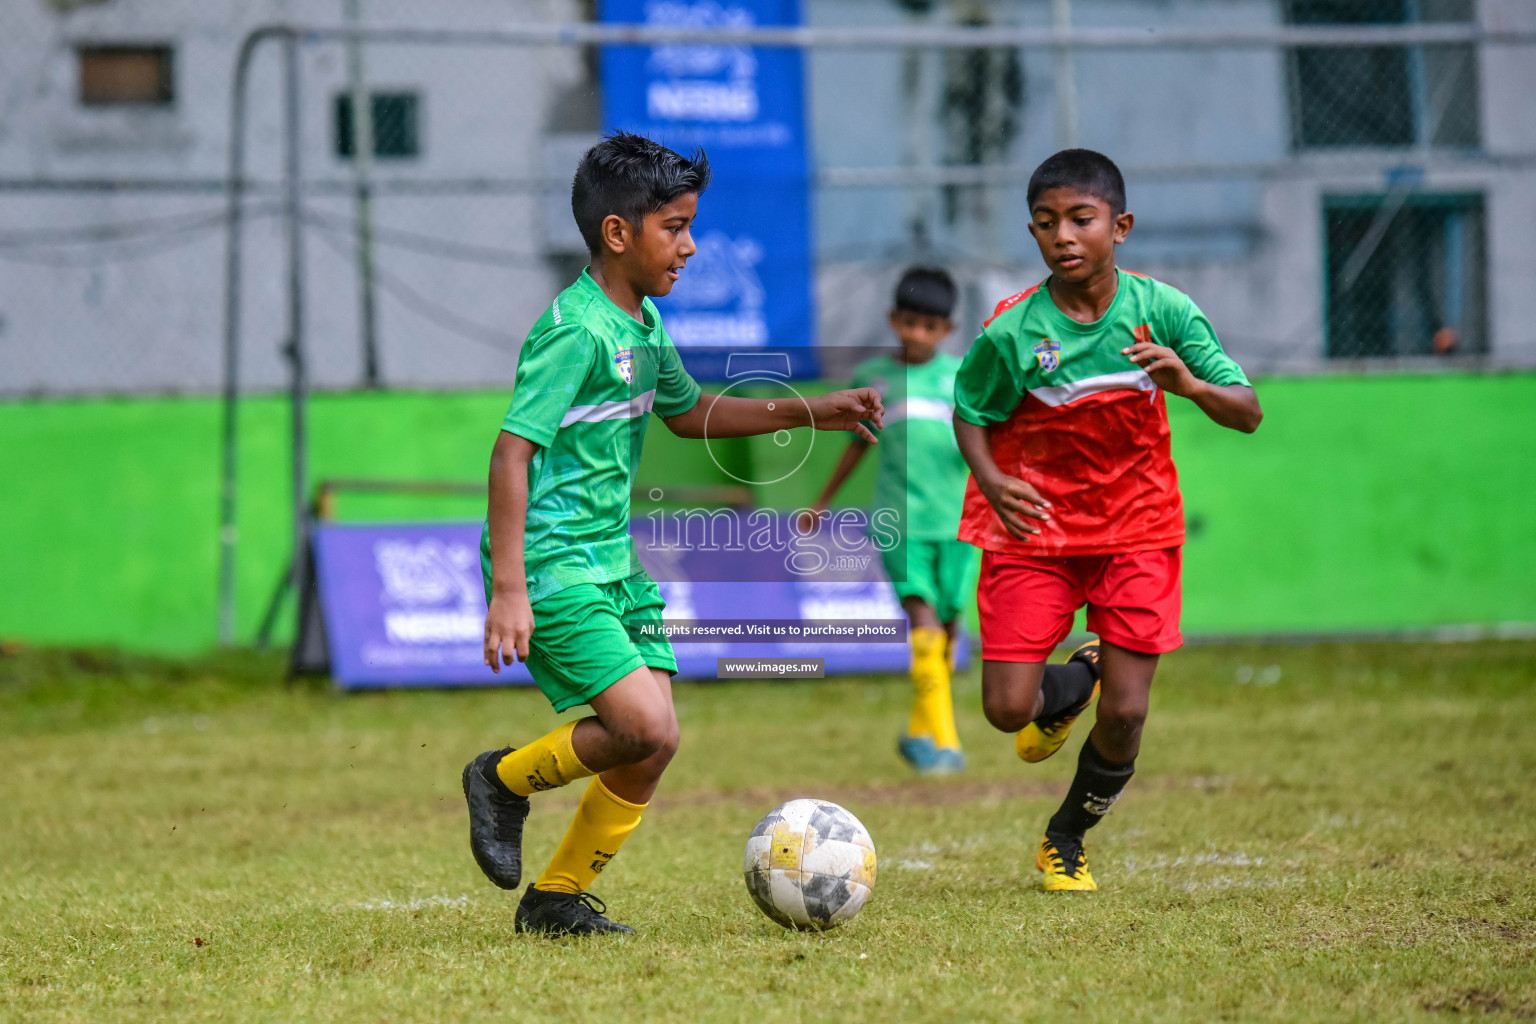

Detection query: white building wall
(0, 0), (587, 396)
(811, 0), (1536, 372)
(1477, 0), (1536, 366)
(2, 0), (1533, 395)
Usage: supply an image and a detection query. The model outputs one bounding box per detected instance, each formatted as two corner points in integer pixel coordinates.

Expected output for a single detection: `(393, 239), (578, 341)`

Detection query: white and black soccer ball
(742, 799), (876, 930)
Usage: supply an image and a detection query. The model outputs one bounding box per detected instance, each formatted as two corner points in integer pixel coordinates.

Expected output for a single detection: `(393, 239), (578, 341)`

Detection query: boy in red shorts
(952, 149), (1262, 891)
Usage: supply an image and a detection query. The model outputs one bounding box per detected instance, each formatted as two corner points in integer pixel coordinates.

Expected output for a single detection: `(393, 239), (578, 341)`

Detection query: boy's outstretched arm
(662, 388), (885, 443)
(1125, 340), (1263, 433)
(801, 438), (870, 531)
(483, 430), (538, 672)
(953, 416), (1052, 541)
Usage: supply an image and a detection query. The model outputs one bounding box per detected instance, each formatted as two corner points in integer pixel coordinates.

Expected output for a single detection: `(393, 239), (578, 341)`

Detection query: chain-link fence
(2, 0), (1535, 402)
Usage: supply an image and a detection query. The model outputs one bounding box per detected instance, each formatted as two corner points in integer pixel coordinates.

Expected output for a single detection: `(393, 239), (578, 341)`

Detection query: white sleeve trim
(559, 388), (658, 427)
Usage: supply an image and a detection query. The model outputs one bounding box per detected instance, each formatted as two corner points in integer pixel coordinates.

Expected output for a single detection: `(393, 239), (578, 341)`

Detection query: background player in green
(953, 149), (1263, 891)
(806, 267), (979, 775)
(461, 132), (885, 936)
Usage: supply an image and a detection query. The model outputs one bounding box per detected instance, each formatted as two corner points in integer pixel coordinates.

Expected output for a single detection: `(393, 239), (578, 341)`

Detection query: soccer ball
(742, 799), (876, 930)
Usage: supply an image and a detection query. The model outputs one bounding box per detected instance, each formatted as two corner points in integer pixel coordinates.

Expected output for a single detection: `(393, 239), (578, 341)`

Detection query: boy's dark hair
(571, 131), (711, 255)
(893, 266), (957, 319)
(1027, 149), (1126, 217)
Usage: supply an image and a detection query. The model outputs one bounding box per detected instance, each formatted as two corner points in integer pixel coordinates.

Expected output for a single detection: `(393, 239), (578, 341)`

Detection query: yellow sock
(534, 776), (646, 894)
(906, 627), (938, 739)
(909, 627), (960, 750)
(494, 720), (593, 797)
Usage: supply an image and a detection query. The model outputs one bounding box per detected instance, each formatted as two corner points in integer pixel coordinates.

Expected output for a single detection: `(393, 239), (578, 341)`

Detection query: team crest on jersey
(1033, 338), (1061, 372)
(613, 348), (634, 384)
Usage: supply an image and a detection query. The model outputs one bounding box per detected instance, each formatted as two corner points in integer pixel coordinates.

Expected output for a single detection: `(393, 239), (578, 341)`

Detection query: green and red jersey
(953, 269), (1249, 557)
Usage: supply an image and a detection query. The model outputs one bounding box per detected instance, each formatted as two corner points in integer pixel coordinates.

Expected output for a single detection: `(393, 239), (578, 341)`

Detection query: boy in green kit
(460, 132), (885, 936)
(806, 267), (980, 775)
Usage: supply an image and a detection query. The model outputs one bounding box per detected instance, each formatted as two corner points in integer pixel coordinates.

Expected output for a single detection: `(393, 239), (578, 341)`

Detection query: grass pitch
(2, 640), (1533, 1023)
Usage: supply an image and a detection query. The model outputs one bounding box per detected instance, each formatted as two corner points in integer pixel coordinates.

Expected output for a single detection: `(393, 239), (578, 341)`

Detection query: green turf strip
(2, 640), (1532, 1022)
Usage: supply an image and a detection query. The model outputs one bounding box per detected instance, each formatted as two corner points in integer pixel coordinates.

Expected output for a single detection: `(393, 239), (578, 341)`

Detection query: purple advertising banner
(312, 522), (524, 689)
(313, 520), (967, 689)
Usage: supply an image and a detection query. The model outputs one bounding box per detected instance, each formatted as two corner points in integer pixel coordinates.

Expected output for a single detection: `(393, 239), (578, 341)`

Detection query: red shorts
(977, 547), (1183, 662)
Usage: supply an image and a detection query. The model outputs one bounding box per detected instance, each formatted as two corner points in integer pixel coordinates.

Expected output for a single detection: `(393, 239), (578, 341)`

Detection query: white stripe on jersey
(560, 388), (657, 427)
(884, 397), (954, 423)
(1028, 369), (1156, 408)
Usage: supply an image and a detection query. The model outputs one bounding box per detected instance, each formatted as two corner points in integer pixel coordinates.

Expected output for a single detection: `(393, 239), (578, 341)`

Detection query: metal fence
(2, 4), (1534, 400)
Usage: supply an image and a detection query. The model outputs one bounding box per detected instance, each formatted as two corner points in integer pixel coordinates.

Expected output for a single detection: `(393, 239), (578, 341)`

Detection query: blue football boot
(898, 734), (967, 776)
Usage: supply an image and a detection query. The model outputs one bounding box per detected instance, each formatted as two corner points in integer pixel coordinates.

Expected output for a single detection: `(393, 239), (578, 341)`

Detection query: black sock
(482, 747), (518, 797)
(1047, 736), (1135, 838)
(1037, 661), (1096, 720)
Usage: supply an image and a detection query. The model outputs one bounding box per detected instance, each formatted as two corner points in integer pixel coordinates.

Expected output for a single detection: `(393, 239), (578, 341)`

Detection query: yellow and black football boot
(1015, 641), (1101, 764)
(1037, 832), (1097, 892)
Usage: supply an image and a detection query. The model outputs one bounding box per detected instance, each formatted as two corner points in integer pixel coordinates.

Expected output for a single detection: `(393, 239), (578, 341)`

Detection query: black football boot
(461, 747), (530, 889)
(515, 887), (635, 936)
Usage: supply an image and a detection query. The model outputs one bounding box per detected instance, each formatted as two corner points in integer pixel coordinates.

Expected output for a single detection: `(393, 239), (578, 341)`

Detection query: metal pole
(1052, 0), (1079, 149)
(345, 0), (383, 388)
(218, 31), (273, 647)
(282, 33), (310, 631)
(899, 13), (934, 250)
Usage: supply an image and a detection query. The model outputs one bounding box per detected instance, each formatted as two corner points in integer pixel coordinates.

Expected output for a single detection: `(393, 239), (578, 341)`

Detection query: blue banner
(311, 521), (960, 688)
(599, 0), (817, 374)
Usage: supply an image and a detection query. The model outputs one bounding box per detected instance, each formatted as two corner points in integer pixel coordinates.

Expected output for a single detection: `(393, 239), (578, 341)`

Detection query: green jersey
(482, 270), (702, 602)
(851, 352), (968, 541)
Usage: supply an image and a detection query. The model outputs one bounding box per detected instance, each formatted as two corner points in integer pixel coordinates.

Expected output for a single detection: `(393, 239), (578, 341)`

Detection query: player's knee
(1096, 697), (1147, 736)
(612, 710), (674, 763)
(981, 688), (1030, 732)
(645, 716), (680, 764)
(653, 725), (680, 768)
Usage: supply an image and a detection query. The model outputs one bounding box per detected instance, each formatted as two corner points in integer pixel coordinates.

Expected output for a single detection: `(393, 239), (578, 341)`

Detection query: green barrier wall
(1, 374), (1532, 653)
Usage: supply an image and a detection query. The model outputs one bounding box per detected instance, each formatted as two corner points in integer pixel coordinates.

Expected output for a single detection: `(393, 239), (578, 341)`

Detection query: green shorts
(881, 536), (980, 624)
(524, 574), (677, 713)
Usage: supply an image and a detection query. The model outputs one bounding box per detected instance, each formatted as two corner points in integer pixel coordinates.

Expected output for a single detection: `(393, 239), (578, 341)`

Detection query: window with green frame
(335, 92), (421, 159)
